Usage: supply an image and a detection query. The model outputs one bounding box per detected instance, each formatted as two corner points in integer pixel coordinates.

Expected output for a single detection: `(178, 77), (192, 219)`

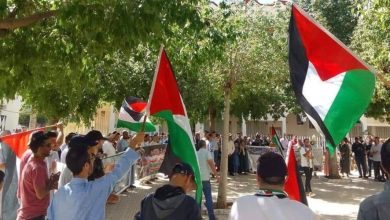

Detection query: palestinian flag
(117, 97), (156, 132)
(289, 4), (375, 152)
(0, 128), (44, 158)
(147, 48), (202, 204)
(284, 144), (308, 205)
(271, 126), (284, 157)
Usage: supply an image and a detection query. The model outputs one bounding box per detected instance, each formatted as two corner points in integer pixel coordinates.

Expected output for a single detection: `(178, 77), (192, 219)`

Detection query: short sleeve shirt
(197, 148), (213, 181)
(17, 157), (50, 219)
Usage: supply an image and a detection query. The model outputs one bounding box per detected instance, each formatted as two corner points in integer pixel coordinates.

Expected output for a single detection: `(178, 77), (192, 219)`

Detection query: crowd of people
(0, 126), (389, 220)
(339, 136), (388, 181)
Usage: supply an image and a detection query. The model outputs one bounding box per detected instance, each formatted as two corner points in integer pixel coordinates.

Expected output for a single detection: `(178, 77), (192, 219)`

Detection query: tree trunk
(29, 113), (37, 129)
(328, 149), (341, 179)
(208, 105), (216, 132)
(216, 87), (231, 208)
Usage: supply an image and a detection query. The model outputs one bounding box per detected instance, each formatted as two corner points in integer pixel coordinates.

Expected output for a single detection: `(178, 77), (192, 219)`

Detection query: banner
(102, 144), (167, 194)
(247, 145), (279, 172)
(138, 144), (166, 179)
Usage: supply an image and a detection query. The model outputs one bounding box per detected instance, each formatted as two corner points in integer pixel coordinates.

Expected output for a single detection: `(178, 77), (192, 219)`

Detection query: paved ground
(106, 171), (384, 220)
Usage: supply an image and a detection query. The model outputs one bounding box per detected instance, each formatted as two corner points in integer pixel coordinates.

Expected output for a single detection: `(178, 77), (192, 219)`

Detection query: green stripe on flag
(324, 69), (375, 152)
(272, 135), (284, 157)
(116, 120), (156, 132)
(154, 110), (203, 203)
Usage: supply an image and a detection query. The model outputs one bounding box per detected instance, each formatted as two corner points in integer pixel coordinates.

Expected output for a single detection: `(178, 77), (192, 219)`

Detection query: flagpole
(140, 115), (148, 133)
(0, 124), (57, 139)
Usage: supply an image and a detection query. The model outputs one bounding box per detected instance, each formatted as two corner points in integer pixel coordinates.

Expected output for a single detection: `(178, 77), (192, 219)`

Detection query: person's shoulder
(182, 194), (198, 205)
(235, 195), (259, 204)
(359, 194), (378, 212)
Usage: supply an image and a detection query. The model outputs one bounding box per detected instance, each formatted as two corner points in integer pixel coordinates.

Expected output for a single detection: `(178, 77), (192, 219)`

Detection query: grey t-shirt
(197, 148), (213, 181)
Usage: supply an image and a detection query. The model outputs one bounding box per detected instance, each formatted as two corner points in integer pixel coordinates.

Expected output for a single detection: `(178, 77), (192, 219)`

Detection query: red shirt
(17, 149), (32, 199)
(17, 156), (49, 219)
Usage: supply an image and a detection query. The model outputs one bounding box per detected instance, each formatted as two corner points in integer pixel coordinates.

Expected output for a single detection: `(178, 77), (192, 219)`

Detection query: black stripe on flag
(288, 9), (336, 147)
(121, 101), (143, 122)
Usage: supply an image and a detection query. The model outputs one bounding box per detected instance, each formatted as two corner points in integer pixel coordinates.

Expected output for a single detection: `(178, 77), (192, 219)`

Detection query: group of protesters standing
(339, 136), (387, 181)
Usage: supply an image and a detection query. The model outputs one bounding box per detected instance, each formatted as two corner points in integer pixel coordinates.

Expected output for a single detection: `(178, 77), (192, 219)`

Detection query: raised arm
(94, 132), (144, 189)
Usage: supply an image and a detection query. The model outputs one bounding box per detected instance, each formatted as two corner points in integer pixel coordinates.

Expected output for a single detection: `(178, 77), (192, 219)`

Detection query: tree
(351, 0), (390, 120)
(194, 2), (291, 208)
(0, 0), (204, 122)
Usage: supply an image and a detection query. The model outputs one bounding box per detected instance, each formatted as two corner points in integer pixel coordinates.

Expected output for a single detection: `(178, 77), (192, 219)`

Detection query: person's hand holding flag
(129, 132), (145, 155)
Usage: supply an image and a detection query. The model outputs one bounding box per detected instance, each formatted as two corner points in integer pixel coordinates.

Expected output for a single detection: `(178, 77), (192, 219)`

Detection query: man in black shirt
(352, 137), (368, 178)
(134, 163), (200, 220)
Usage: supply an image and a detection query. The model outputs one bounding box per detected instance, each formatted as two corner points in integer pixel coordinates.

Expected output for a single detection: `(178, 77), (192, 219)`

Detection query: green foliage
(351, 0), (390, 120)
(0, 0), (204, 122)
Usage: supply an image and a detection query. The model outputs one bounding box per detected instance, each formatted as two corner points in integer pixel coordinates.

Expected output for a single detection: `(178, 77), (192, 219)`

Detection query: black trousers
(302, 167), (313, 193)
(373, 161), (385, 180)
(355, 156), (367, 177)
(367, 158), (373, 176)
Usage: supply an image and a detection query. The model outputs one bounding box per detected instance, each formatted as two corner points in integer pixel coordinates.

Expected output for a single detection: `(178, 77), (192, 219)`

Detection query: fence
(102, 144), (167, 194)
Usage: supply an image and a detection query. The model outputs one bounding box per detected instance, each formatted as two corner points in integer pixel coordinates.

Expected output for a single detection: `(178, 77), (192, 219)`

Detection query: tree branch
(0, 10), (58, 30)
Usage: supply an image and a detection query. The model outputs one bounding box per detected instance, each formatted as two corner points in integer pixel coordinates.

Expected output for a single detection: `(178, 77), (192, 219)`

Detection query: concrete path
(106, 171), (384, 220)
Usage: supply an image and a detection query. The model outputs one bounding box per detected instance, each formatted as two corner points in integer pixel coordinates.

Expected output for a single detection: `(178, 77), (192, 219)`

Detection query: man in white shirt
(371, 137), (384, 181)
(227, 134), (238, 176)
(197, 140), (218, 220)
(102, 134), (117, 166)
(60, 133), (77, 164)
(300, 138), (314, 197)
(229, 152), (318, 220)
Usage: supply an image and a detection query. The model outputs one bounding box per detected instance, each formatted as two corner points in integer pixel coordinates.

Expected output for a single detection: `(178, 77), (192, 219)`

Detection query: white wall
(0, 97), (23, 132)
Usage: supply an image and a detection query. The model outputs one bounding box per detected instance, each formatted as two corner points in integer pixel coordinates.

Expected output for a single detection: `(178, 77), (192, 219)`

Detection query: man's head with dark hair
(29, 131), (50, 154)
(86, 130), (106, 149)
(46, 130), (59, 150)
(169, 163), (196, 193)
(257, 152), (287, 186)
(355, 137), (360, 143)
(198, 140), (206, 149)
(66, 144), (91, 176)
(381, 140), (390, 175)
(65, 132), (77, 144)
(66, 136), (96, 177)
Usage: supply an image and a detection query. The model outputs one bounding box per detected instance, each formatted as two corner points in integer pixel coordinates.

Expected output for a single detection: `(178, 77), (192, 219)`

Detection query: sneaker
(309, 192), (316, 197)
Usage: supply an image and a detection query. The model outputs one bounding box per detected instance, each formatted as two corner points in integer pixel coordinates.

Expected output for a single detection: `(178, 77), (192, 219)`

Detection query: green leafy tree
(352, 0), (390, 120)
(195, 2), (292, 208)
(0, 0), (204, 122)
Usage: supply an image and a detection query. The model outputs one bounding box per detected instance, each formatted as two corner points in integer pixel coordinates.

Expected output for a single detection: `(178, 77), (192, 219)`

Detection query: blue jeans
(231, 152), (239, 173)
(202, 180), (216, 220)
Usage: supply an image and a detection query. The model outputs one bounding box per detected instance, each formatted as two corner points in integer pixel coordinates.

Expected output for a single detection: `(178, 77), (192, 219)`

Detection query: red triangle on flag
(148, 49), (186, 116)
(292, 4), (368, 81)
(1, 128), (44, 158)
(284, 144), (308, 205)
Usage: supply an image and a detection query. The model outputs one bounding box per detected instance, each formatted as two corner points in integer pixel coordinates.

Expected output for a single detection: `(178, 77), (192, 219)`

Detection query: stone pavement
(106, 172), (384, 220)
